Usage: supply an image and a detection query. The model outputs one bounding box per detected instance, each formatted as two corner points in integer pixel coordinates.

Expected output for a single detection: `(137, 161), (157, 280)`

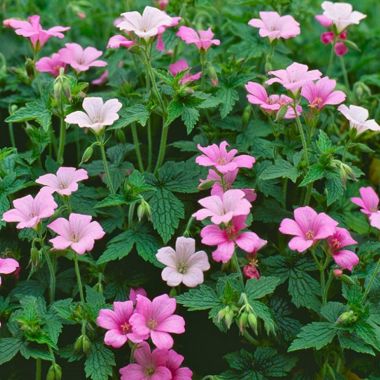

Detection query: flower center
(177, 263), (188, 274)
(145, 367), (155, 376)
(120, 322), (131, 334)
(147, 319), (157, 329)
(310, 97), (323, 108)
(225, 225), (238, 240)
(217, 157), (227, 165)
(330, 238), (341, 250)
(305, 230), (314, 240)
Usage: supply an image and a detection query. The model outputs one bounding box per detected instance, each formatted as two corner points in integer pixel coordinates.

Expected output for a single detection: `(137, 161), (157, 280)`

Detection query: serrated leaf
(316, 130), (333, 153)
(95, 194), (127, 208)
(217, 87), (239, 118)
(110, 104), (149, 129)
(0, 337), (23, 365)
(85, 343), (115, 380)
(250, 300), (277, 335)
(326, 172), (344, 206)
(165, 100), (183, 126)
(176, 285), (221, 311)
(338, 332), (376, 356)
(245, 276), (280, 300)
(182, 106), (199, 134)
(260, 159), (298, 183)
(300, 164), (325, 186)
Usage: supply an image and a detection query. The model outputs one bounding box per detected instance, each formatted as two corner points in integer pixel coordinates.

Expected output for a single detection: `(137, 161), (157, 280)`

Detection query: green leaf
(85, 343), (115, 380)
(245, 276), (280, 300)
(316, 130), (333, 153)
(338, 332), (376, 356)
(110, 104), (149, 129)
(320, 302), (346, 323)
(182, 106), (199, 134)
(97, 233), (134, 264)
(300, 164), (325, 186)
(95, 194), (127, 208)
(19, 344), (54, 361)
(250, 300), (277, 335)
(0, 337), (23, 365)
(288, 271), (321, 311)
(86, 286), (106, 319)
(176, 285), (221, 311)
(166, 100), (183, 126)
(217, 86), (239, 119)
(260, 159), (299, 183)
(326, 172), (344, 206)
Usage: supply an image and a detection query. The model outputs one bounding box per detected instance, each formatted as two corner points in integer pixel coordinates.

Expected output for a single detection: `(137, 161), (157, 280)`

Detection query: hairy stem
(44, 250), (56, 303)
(131, 124), (144, 171)
(57, 116), (66, 165)
(97, 136), (115, 194)
(74, 255), (85, 305)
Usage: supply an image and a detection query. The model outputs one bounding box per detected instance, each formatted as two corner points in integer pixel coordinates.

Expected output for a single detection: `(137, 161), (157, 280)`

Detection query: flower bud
(137, 199), (152, 222)
(46, 363), (62, 380)
(224, 308), (235, 329)
(74, 334), (91, 354)
(337, 310), (358, 325)
(247, 312), (258, 334)
(321, 31), (334, 44)
(334, 42), (348, 56)
(80, 146), (94, 165)
(353, 82), (371, 99)
(207, 64), (218, 87)
(275, 104), (288, 122)
(198, 179), (215, 191)
(30, 247), (42, 268)
(25, 58), (35, 79)
(339, 30), (348, 40)
(238, 311), (249, 333)
(242, 105), (252, 128)
(243, 264), (260, 279)
(333, 269), (343, 278)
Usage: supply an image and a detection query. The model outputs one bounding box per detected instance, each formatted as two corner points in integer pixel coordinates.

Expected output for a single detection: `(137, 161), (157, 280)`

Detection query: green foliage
(84, 343), (115, 380)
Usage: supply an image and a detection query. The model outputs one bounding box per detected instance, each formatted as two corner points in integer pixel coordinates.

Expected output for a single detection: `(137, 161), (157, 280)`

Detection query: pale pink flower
(338, 105), (380, 135)
(156, 16), (181, 52)
(201, 216), (267, 263)
(369, 212), (380, 230)
(130, 294), (185, 349)
(3, 15), (69, 49)
(91, 70), (109, 86)
(196, 141), (255, 174)
(301, 77), (346, 109)
(279, 206), (338, 253)
(35, 53), (66, 77)
(176, 26), (220, 51)
(166, 349), (193, 380)
(119, 342), (172, 380)
(48, 213), (105, 255)
(266, 62), (322, 93)
(0, 258), (19, 285)
(248, 11), (300, 41)
(107, 35), (135, 49)
(58, 43), (107, 73)
(320, 31), (335, 44)
(96, 300), (146, 348)
(2, 189), (57, 229)
(327, 227), (358, 271)
(156, 237), (210, 287)
(36, 167), (88, 196)
(315, 14), (334, 28)
(169, 59), (202, 85)
(193, 189), (251, 225)
(334, 41), (348, 56)
(351, 187), (379, 215)
(65, 97), (122, 134)
(129, 288), (148, 304)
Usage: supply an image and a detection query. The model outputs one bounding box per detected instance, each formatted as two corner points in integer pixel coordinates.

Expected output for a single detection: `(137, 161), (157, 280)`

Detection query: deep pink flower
(129, 288), (148, 304)
(36, 167), (88, 196)
(0, 258), (19, 285)
(351, 187), (379, 215)
(169, 59), (202, 85)
(35, 53), (66, 77)
(266, 62), (322, 93)
(279, 206), (338, 253)
(58, 43), (107, 73)
(48, 213), (105, 254)
(315, 14), (334, 28)
(107, 35), (135, 49)
(320, 31), (335, 44)
(96, 301), (146, 348)
(339, 30), (348, 40)
(156, 0), (169, 10)
(301, 77), (346, 109)
(130, 294), (185, 349)
(196, 141), (255, 174)
(2, 189), (57, 229)
(119, 342), (172, 380)
(248, 11), (300, 41)
(3, 15), (69, 49)
(327, 227), (358, 271)
(177, 26), (220, 51)
(166, 349), (193, 380)
(243, 262), (260, 279)
(91, 70), (109, 86)
(334, 42), (348, 56)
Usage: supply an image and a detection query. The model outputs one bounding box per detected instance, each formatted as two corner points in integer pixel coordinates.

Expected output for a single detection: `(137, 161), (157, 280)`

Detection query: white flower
(338, 105), (380, 135)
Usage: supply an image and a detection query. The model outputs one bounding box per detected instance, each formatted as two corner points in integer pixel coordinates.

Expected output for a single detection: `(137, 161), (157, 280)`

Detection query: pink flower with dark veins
(0, 258), (20, 286)
(36, 53), (66, 77)
(177, 26), (220, 51)
(169, 59), (201, 85)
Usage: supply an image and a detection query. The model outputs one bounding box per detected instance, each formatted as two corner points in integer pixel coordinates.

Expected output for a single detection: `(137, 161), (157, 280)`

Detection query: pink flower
(156, 0), (169, 10)
(2, 189), (57, 229)
(196, 141), (255, 174)
(266, 62), (322, 93)
(351, 187), (379, 215)
(369, 212), (380, 230)
(201, 216), (267, 263)
(279, 206), (338, 253)
(0, 258), (19, 285)
(129, 288), (148, 304)
(35, 53), (66, 77)
(96, 301), (146, 348)
(48, 213), (105, 254)
(193, 189), (251, 224)
(58, 43), (107, 73)
(119, 342), (172, 380)
(301, 77), (346, 109)
(130, 294), (185, 349)
(338, 105), (380, 135)
(3, 15), (69, 49)
(243, 263), (260, 279)
(248, 11), (300, 41)
(107, 35), (135, 49)
(91, 70), (109, 86)
(65, 97), (122, 134)
(166, 349), (193, 380)
(315, 14), (334, 28)
(327, 227), (358, 271)
(156, 237), (210, 287)
(320, 31), (335, 44)
(176, 26), (220, 51)
(169, 59), (202, 85)
(334, 41), (348, 56)
(36, 167), (88, 196)
(156, 16), (181, 52)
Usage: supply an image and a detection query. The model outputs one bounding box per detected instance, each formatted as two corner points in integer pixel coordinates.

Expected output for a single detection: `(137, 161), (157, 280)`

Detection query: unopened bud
(353, 82), (371, 99)
(80, 146), (94, 164)
(198, 179), (215, 191)
(275, 104), (288, 121)
(207, 64), (218, 87)
(25, 58), (35, 79)
(238, 311), (249, 333)
(333, 269), (343, 278)
(337, 310), (358, 325)
(242, 105), (252, 128)
(224, 308), (235, 329)
(46, 363), (62, 380)
(30, 247), (42, 268)
(137, 199), (152, 221)
(74, 334), (91, 354)
(247, 312), (258, 334)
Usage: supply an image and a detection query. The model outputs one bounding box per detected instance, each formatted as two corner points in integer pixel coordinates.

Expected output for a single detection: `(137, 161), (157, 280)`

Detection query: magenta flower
(35, 53), (66, 77)
(156, 237), (210, 287)
(65, 97), (122, 134)
(3, 15), (69, 49)
(48, 213), (105, 254)
(177, 26), (220, 51)
(119, 342), (172, 380)
(315, 15), (334, 28)
(351, 187), (379, 215)
(201, 216), (267, 263)
(248, 11), (300, 41)
(279, 206), (338, 253)
(166, 349), (193, 380)
(96, 301), (146, 348)
(107, 35), (135, 49)
(327, 227), (358, 271)
(193, 189), (251, 225)
(320, 31), (335, 44)
(130, 294), (185, 349)
(36, 167), (88, 196)
(334, 41), (348, 56)
(2, 189), (57, 229)
(0, 258), (19, 285)
(266, 62), (322, 93)
(301, 77), (346, 109)
(58, 43), (107, 73)
(338, 105), (380, 135)
(169, 59), (202, 85)
(91, 70), (109, 86)
(129, 288), (148, 304)
(196, 141), (255, 174)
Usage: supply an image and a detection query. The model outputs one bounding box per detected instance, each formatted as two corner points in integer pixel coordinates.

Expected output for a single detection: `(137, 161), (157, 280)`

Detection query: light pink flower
(2, 189), (57, 229)
(301, 77), (346, 109)
(35, 53), (66, 77)
(248, 11), (300, 41)
(196, 141), (255, 174)
(201, 216), (267, 263)
(129, 288), (148, 304)
(369, 212), (380, 230)
(107, 35), (135, 49)
(36, 167), (88, 196)
(48, 213), (105, 255)
(279, 206), (338, 253)
(338, 105), (380, 135)
(91, 70), (109, 86)
(96, 301), (146, 348)
(65, 97), (122, 134)
(58, 43), (107, 73)
(193, 189), (251, 225)
(320, 31), (335, 44)
(327, 227), (358, 271)
(0, 258), (19, 285)
(351, 187), (379, 215)
(334, 41), (348, 56)
(156, 16), (181, 52)
(315, 14), (334, 28)
(130, 294), (185, 349)
(169, 59), (202, 85)
(166, 349), (193, 380)
(156, 237), (210, 287)
(266, 62), (322, 93)
(3, 15), (69, 49)
(119, 342), (172, 380)
(176, 26), (220, 51)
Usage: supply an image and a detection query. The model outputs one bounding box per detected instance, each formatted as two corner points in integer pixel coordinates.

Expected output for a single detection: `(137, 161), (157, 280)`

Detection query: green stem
(327, 43), (335, 76)
(97, 136), (115, 194)
(232, 251), (244, 287)
(364, 258), (380, 299)
(44, 250), (56, 303)
(35, 358), (42, 380)
(131, 124), (144, 171)
(128, 203), (136, 226)
(8, 122), (16, 147)
(183, 217), (194, 237)
(154, 124), (169, 174)
(339, 56), (350, 90)
(57, 116), (66, 165)
(242, 330), (260, 346)
(323, 270), (334, 304)
(74, 255), (85, 305)
(147, 120), (153, 172)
